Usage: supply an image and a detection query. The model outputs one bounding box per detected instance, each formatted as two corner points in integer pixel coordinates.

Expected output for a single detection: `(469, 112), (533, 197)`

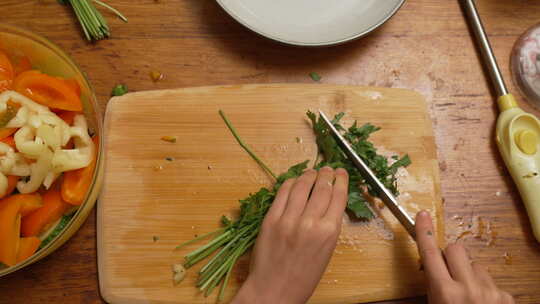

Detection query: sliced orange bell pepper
(0, 175), (20, 200)
(61, 136), (98, 205)
(0, 50), (14, 93)
(13, 70), (83, 111)
(0, 197), (21, 266)
(15, 194), (43, 216)
(12, 56), (32, 76)
(0, 128), (17, 140)
(16, 236), (40, 263)
(57, 111), (79, 126)
(0, 135), (16, 150)
(21, 188), (70, 237)
(62, 79), (81, 98)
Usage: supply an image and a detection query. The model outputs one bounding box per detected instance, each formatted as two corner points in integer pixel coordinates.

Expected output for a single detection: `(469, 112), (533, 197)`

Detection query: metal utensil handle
(460, 0), (508, 97)
(318, 110), (417, 239)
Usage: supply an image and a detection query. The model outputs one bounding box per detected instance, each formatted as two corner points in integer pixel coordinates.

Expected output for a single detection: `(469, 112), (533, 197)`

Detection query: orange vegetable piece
(0, 50), (14, 93)
(13, 70), (83, 111)
(57, 111), (79, 126)
(16, 237), (40, 263)
(0, 128), (17, 140)
(21, 188), (70, 237)
(12, 56), (32, 76)
(0, 136), (16, 150)
(62, 78), (81, 97)
(16, 194), (43, 216)
(62, 136), (99, 205)
(0, 197), (21, 266)
(0, 175), (19, 200)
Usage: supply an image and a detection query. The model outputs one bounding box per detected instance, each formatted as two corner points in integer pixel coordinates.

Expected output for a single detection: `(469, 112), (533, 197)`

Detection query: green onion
(59, 0), (127, 41)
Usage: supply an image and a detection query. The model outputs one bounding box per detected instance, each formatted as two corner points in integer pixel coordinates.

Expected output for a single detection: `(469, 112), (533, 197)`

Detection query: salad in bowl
(0, 24), (102, 275)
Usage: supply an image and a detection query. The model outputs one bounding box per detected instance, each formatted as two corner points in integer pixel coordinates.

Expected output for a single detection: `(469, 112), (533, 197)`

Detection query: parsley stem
(200, 235), (250, 293)
(175, 228), (225, 250)
(219, 110), (277, 180)
(185, 237), (229, 268)
(92, 0), (128, 22)
(185, 230), (231, 262)
(217, 236), (256, 300)
(198, 222), (256, 275)
(197, 246), (233, 286)
(218, 257), (236, 301)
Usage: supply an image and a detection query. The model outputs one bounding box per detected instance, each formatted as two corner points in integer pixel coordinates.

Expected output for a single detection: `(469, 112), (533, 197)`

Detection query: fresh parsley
(176, 110), (411, 300)
(307, 111), (411, 218)
(309, 72), (322, 82)
(111, 84), (128, 96)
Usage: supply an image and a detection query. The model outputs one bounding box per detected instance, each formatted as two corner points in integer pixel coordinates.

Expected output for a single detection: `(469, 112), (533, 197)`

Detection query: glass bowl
(0, 23), (104, 278)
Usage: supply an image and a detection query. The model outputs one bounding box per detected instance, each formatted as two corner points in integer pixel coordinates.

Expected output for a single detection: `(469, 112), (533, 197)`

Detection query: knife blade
(318, 110), (416, 239)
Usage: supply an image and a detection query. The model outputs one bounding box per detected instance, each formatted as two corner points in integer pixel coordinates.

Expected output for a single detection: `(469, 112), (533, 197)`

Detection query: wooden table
(1, 0), (540, 303)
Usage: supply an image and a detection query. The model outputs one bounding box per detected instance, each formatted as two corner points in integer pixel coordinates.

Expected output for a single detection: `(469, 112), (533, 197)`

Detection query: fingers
(281, 169), (317, 221)
(472, 262), (496, 288)
(444, 242), (474, 283)
(415, 210), (451, 282)
(501, 292), (515, 304)
(325, 168), (349, 223)
(303, 167), (335, 218)
(265, 178), (296, 221)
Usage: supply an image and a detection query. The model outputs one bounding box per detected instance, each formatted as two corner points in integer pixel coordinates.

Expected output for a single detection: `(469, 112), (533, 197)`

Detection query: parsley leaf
(178, 110), (411, 299)
(309, 72), (322, 82)
(308, 111), (411, 219)
(111, 84), (128, 96)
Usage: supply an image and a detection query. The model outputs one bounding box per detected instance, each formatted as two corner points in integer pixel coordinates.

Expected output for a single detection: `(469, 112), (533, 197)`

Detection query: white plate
(216, 0), (405, 46)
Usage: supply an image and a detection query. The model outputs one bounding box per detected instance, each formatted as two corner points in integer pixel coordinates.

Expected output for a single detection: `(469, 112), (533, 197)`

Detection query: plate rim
(215, 0), (407, 46)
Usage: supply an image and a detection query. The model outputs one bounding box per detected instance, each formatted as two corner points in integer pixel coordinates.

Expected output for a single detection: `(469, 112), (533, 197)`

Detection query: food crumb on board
(153, 165), (164, 171)
(172, 263), (186, 285)
(165, 157), (174, 161)
(208, 165), (213, 170)
(503, 252), (513, 265)
(495, 191), (501, 197)
(448, 215), (497, 246)
(456, 230), (472, 241)
(295, 137), (303, 144)
(522, 172), (538, 178)
(150, 70), (164, 82)
(152, 236), (160, 242)
(161, 136), (177, 143)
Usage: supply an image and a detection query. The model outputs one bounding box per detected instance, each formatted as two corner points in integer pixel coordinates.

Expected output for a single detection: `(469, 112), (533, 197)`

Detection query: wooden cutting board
(98, 84), (443, 304)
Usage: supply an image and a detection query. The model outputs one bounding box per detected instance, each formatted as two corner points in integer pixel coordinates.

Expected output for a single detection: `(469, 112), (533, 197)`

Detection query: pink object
(511, 23), (540, 107)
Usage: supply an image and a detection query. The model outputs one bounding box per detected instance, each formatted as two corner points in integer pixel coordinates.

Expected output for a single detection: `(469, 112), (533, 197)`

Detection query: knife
(318, 110), (417, 239)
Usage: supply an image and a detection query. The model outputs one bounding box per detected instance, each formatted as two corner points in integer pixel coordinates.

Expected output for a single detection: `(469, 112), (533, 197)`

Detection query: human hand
(232, 167), (349, 304)
(415, 211), (514, 304)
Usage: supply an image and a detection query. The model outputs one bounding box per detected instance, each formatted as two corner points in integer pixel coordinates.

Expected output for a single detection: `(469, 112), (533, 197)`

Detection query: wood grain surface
(1, 0), (540, 303)
(98, 85), (443, 304)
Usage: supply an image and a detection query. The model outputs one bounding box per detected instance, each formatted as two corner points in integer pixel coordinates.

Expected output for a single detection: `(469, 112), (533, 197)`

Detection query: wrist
(232, 278), (270, 304)
(233, 277), (296, 304)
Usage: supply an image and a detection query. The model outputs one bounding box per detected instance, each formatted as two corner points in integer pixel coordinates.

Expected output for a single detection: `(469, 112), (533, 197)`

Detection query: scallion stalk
(59, 0), (127, 41)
